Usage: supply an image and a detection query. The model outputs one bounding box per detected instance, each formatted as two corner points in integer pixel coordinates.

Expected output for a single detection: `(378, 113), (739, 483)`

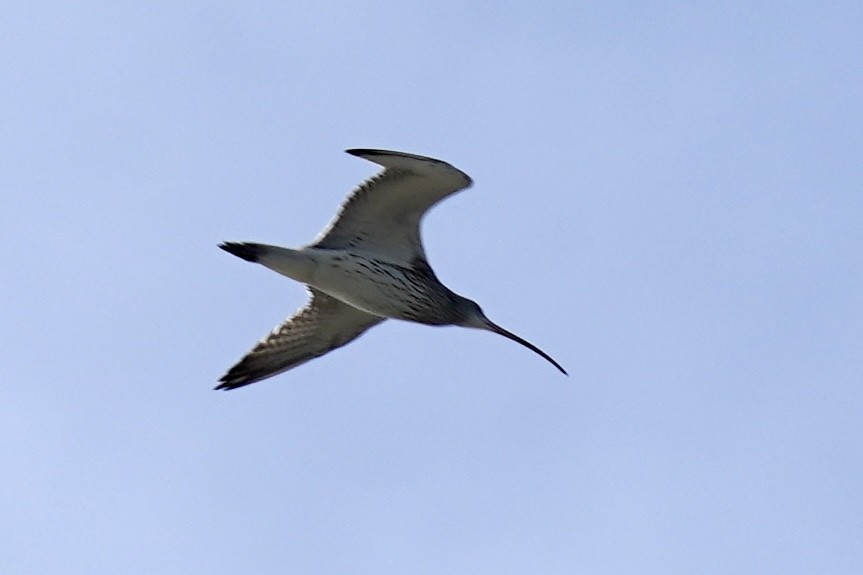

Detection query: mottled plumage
(218, 287), (383, 387)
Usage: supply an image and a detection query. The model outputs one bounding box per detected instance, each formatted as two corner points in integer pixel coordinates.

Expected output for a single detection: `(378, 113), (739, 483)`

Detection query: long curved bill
(481, 318), (567, 375)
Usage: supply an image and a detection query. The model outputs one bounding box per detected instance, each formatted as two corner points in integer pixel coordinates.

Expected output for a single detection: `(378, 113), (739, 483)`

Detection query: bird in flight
(217, 149), (566, 390)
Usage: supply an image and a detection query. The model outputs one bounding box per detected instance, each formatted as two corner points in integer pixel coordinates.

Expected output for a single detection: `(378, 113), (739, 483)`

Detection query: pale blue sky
(2, 2), (861, 573)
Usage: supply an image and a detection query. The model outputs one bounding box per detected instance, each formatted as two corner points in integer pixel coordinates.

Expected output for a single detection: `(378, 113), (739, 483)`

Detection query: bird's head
(453, 296), (567, 375)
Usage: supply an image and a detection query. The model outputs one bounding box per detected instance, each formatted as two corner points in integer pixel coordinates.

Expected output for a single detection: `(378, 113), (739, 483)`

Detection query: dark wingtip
(345, 148), (386, 160)
(214, 381), (240, 391)
(214, 357), (268, 391)
(219, 242), (263, 263)
(214, 370), (235, 391)
(214, 372), (251, 391)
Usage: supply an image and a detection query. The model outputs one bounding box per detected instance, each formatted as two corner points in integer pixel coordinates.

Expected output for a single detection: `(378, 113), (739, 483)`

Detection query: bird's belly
(309, 252), (446, 322)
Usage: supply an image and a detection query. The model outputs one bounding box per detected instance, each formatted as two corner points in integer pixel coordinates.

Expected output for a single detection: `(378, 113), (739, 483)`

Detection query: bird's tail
(219, 242), (315, 284)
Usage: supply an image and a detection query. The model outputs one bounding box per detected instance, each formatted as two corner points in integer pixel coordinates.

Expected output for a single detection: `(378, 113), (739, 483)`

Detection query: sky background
(2, 2), (862, 573)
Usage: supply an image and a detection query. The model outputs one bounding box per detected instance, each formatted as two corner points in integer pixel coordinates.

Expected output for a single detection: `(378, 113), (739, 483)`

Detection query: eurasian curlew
(217, 149), (566, 389)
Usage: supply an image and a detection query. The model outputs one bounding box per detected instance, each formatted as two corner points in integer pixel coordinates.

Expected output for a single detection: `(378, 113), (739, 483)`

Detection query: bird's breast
(308, 251), (458, 324)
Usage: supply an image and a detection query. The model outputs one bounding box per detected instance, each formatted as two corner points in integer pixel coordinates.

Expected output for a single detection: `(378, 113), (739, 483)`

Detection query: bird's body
(231, 244), (463, 324)
(218, 149), (565, 390)
(311, 251), (464, 325)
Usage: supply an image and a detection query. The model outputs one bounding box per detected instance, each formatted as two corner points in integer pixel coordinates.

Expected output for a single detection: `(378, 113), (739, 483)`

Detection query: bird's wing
(217, 288), (385, 390)
(311, 149), (473, 264)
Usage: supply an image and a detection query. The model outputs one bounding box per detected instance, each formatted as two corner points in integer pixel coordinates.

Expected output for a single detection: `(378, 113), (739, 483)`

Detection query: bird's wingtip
(344, 148), (472, 186)
(214, 372), (236, 391)
(345, 148), (402, 162)
(214, 374), (250, 391)
(345, 148), (372, 157)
